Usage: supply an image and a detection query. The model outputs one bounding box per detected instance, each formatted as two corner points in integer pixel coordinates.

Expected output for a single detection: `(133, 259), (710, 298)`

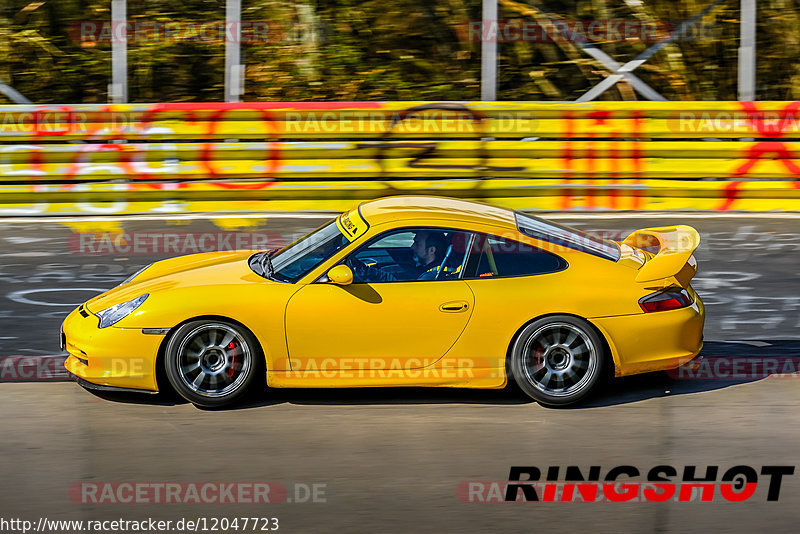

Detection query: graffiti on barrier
(0, 102), (799, 215)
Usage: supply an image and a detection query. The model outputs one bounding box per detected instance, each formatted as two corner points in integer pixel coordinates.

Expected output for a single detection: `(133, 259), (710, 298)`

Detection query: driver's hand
(346, 257), (397, 283)
(346, 257), (370, 279)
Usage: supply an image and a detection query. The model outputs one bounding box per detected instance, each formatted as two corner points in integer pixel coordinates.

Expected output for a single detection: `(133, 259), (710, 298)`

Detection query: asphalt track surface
(1, 212), (800, 533)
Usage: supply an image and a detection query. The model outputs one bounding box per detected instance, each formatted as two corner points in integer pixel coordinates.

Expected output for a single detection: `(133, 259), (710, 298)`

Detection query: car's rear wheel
(164, 320), (262, 408)
(510, 316), (605, 406)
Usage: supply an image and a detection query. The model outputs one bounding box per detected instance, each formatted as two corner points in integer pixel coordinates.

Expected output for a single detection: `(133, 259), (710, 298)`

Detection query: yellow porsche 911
(62, 196), (704, 407)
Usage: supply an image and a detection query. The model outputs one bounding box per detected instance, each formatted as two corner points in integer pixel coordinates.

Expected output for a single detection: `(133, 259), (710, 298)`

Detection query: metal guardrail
(1, 101), (799, 215)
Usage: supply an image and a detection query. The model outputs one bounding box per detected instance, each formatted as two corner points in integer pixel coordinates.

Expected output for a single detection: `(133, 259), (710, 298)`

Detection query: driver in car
(348, 230), (453, 282)
(411, 231), (451, 280)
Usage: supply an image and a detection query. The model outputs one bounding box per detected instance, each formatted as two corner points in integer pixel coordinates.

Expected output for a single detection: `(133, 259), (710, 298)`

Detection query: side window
(345, 228), (474, 283)
(464, 233), (566, 279)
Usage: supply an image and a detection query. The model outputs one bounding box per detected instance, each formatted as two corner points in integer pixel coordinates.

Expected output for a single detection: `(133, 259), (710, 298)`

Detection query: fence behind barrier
(1, 101), (799, 215)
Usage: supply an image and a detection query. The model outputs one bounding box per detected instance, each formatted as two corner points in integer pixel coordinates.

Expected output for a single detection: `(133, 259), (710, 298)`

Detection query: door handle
(439, 300), (469, 313)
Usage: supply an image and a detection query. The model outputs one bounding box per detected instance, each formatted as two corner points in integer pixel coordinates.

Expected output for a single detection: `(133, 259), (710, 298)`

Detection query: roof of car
(357, 196), (517, 228)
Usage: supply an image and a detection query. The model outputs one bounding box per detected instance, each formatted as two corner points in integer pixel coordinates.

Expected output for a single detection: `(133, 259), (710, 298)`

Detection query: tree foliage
(0, 0), (797, 103)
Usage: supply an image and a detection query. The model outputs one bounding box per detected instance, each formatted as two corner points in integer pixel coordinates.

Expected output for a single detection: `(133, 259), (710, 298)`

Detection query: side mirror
(327, 264), (353, 286)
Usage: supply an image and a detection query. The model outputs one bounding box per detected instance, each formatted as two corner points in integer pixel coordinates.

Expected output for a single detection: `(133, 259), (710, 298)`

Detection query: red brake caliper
(227, 341), (239, 377)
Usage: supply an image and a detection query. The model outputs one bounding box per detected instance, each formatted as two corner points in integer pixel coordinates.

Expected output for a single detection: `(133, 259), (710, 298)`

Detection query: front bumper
(75, 377), (160, 395)
(62, 305), (164, 392)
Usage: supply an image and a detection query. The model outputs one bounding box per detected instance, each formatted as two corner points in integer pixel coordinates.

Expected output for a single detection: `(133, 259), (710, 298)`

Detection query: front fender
(113, 283), (300, 372)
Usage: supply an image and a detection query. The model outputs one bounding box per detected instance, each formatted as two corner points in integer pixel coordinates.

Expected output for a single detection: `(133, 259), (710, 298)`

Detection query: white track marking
(720, 340), (773, 347)
(0, 252), (59, 257)
(4, 236), (56, 244)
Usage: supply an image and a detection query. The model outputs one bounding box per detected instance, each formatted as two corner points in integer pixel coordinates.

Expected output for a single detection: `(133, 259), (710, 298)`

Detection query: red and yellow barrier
(1, 101), (799, 214)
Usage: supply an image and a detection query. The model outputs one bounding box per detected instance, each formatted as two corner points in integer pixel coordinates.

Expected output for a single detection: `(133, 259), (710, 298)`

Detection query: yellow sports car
(62, 196), (704, 407)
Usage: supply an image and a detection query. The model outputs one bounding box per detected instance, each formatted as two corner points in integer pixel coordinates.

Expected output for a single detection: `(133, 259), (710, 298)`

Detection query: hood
(84, 250), (264, 313)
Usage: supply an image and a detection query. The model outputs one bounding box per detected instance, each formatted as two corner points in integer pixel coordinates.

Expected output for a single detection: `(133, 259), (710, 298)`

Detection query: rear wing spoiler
(623, 226), (700, 285)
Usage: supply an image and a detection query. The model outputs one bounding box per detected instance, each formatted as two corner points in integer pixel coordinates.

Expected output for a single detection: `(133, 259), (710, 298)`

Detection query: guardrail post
(480, 0), (497, 101)
(110, 0), (128, 103)
(225, 0), (243, 102)
(738, 0), (756, 101)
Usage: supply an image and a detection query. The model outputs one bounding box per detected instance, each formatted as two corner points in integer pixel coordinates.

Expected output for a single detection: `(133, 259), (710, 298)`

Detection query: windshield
(515, 212), (621, 261)
(263, 220), (349, 282)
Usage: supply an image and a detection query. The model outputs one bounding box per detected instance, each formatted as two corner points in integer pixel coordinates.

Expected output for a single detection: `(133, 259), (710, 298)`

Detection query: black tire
(510, 315), (606, 407)
(164, 320), (263, 408)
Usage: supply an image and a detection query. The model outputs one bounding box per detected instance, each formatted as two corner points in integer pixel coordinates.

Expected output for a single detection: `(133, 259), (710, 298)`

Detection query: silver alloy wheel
(175, 322), (252, 398)
(521, 322), (597, 397)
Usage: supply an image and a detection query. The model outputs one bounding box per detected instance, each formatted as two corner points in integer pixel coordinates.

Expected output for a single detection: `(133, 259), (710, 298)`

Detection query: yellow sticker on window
(336, 207), (370, 242)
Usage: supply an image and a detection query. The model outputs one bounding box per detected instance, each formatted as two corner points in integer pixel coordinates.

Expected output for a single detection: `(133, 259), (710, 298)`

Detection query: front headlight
(96, 294), (148, 329)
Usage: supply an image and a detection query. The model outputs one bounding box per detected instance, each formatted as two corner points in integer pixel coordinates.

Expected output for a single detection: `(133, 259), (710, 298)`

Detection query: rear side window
(515, 212), (620, 261)
(464, 234), (567, 279)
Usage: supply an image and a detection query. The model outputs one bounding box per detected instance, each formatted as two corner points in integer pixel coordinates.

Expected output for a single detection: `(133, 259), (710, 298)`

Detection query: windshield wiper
(258, 250), (275, 279)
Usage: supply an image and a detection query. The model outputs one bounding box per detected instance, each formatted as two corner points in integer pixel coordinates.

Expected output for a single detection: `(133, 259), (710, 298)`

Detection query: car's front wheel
(510, 316), (605, 407)
(164, 320), (262, 408)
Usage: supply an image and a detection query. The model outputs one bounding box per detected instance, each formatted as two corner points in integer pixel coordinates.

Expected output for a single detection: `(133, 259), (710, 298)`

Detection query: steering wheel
(346, 257), (368, 276)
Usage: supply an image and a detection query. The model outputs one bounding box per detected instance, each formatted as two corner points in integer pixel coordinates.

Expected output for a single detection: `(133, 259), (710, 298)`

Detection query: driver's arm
(347, 257), (397, 282)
